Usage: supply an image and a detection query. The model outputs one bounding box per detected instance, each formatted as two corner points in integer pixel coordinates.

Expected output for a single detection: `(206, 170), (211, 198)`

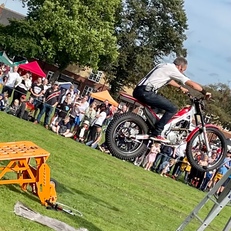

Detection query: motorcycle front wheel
(186, 127), (227, 172)
(106, 112), (149, 160)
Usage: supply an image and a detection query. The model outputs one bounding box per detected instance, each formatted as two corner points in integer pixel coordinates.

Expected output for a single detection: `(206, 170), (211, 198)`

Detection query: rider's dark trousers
(133, 85), (177, 136)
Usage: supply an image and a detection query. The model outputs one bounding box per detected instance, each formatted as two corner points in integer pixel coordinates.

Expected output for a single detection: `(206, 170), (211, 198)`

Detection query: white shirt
(138, 63), (190, 91)
(174, 141), (187, 158)
(78, 101), (89, 121)
(5, 72), (20, 88)
(95, 111), (107, 126)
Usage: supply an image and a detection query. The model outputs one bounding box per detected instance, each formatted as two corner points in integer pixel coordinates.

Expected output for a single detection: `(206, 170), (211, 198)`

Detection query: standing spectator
(72, 95), (89, 131)
(50, 92), (73, 127)
(85, 126), (102, 149)
(144, 143), (161, 171)
(174, 156), (191, 183)
(61, 84), (76, 103)
(12, 71), (32, 103)
(30, 77), (44, 110)
(86, 103), (107, 146)
(84, 101), (97, 125)
(159, 158), (176, 177)
(2, 65), (20, 97)
(34, 81), (60, 129)
(171, 139), (187, 177)
(151, 144), (173, 172)
(77, 95), (90, 122)
(34, 78), (50, 117)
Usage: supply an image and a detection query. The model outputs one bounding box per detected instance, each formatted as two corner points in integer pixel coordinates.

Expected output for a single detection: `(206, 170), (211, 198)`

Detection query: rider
(133, 57), (211, 143)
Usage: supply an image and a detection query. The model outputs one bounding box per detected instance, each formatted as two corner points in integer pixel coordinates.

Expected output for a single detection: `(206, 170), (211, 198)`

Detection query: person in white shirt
(133, 57), (211, 142)
(2, 65), (20, 97)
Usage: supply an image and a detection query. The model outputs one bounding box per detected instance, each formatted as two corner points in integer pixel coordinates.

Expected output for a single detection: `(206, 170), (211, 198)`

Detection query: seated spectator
(51, 116), (72, 137)
(85, 126), (102, 149)
(3, 91), (9, 109)
(16, 95), (35, 120)
(74, 120), (90, 143)
(5, 99), (20, 116)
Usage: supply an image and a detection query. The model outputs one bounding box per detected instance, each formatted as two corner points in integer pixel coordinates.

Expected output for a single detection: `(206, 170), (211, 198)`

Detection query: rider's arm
(168, 80), (188, 93)
(185, 80), (211, 97)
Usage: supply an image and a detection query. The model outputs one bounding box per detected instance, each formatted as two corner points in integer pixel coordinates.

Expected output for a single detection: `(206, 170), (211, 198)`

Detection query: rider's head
(173, 57), (188, 74)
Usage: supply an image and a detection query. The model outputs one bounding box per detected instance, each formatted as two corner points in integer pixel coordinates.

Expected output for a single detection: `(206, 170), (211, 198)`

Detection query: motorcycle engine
(165, 120), (190, 144)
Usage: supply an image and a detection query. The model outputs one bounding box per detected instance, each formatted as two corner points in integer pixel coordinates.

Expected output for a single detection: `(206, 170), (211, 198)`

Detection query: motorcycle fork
(195, 113), (212, 157)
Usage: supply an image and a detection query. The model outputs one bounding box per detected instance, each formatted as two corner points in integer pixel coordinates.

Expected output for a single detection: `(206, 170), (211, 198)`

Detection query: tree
(108, 0), (188, 96)
(0, 0), (119, 79)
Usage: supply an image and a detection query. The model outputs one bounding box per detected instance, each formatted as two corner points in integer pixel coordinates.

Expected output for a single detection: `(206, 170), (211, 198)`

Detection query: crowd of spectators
(0, 62), (127, 150)
(1, 63), (230, 196)
(131, 139), (231, 196)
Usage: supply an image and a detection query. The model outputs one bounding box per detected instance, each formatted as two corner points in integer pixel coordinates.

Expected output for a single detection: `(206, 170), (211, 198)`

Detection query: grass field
(0, 112), (230, 231)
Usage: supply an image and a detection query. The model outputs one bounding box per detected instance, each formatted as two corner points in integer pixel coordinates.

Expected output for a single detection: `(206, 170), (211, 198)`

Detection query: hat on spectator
(54, 81), (59, 86)
(83, 120), (90, 126)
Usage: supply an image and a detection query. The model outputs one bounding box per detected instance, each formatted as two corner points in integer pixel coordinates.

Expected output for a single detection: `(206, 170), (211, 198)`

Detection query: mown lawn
(0, 112), (230, 231)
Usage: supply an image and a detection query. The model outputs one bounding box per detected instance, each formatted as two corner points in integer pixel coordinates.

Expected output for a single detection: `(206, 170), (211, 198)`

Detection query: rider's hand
(205, 92), (212, 100)
(179, 86), (189, 94)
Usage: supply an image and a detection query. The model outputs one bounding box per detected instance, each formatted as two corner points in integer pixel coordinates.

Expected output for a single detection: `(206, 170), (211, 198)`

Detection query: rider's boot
(150, 135), (170, 143)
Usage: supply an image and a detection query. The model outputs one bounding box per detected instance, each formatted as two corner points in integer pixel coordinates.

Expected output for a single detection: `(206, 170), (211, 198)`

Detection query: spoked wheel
(106, 112), (149, 160)
(186, 127), (227, 171)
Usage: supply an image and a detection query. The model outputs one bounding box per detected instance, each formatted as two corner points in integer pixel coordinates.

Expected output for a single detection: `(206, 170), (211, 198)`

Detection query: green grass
(0, 112), (230, 231)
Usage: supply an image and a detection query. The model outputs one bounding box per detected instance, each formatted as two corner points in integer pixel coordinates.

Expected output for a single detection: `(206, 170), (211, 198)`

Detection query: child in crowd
(5, 99), (20, 115)
(174, 156), (191, 183)
(51, 116), (72, 137)
(0, 94), (5, 111)
(144, 143), (161, 171)
(3, 92), (9, 109)
(159, 158), (176, 177)
(74, 120), (90, 143)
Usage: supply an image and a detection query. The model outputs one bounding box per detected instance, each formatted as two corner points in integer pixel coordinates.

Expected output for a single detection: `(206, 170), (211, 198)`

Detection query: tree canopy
(0, 0), (119, 71)
(109, 0), (188, 94)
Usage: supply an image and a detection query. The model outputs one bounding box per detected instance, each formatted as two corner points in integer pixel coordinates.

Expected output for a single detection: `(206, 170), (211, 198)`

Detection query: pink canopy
(19, 61), (46, 78)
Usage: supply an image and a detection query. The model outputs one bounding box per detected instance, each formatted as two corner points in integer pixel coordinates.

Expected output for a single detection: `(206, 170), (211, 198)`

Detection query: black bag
(59, 125), (67, 134)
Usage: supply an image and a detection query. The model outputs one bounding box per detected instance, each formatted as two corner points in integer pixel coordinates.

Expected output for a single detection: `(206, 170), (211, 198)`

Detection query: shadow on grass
(69, 186), (120, 212)
(4, 183), (41, 204)
(68, 215), (103, 231)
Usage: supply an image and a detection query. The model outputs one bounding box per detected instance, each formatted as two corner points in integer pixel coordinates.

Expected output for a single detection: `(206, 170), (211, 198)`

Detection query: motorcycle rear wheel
(106, 112), (149, 160)
(186, 127), (227, 172)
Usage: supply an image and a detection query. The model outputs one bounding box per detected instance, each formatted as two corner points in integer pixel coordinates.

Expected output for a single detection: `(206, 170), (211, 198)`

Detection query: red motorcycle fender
(186, 124), (220, 142)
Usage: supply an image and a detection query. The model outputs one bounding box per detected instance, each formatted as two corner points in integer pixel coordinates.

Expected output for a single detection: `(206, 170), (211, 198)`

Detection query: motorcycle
(106, 92), (227, 171)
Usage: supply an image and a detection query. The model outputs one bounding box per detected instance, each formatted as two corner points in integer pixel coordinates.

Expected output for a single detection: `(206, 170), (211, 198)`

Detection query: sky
(1, 0), (231, 87)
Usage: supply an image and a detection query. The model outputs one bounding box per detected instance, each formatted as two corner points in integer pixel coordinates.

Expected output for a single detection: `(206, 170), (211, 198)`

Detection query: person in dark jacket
(34, 81), (61, 128)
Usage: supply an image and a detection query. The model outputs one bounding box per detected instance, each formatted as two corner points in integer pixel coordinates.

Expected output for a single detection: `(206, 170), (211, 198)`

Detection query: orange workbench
(0, 141), (57, 206)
